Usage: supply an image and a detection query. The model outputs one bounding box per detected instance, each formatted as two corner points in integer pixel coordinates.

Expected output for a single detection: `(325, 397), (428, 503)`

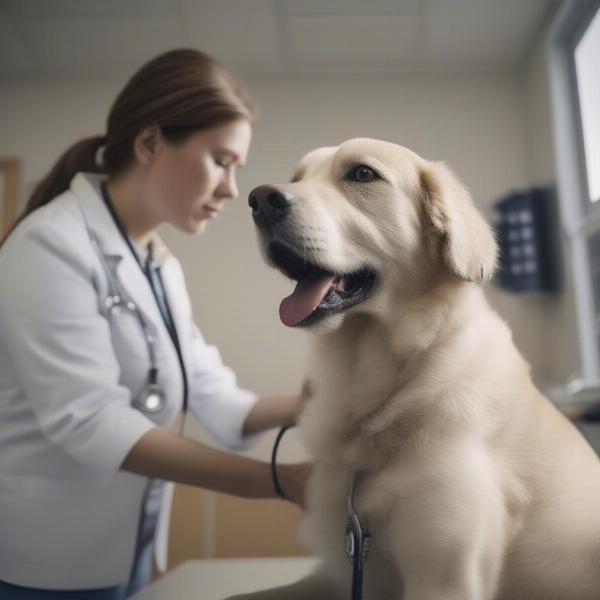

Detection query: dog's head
(249, 138), (497, 332)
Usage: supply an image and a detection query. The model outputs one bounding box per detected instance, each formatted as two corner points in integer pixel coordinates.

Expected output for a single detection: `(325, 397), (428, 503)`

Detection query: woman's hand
(277, 462), (312, 508)
(242, 379), (315, 436)
(284, 378), (313, 427)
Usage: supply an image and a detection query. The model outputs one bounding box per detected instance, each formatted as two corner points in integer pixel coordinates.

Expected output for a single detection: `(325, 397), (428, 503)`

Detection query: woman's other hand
(277, 462), (312, 508)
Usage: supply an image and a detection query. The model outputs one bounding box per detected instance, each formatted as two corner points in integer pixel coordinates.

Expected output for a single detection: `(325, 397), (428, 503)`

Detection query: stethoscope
(272, 426), (371, 600)
(345, 471), (371, 600)
(86, 226), (167, 415)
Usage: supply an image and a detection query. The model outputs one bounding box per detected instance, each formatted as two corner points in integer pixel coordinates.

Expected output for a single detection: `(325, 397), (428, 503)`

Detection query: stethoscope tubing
(86, 227), (165, 414)
(346, 472), (370, 600)
(89, 230), (159, 373)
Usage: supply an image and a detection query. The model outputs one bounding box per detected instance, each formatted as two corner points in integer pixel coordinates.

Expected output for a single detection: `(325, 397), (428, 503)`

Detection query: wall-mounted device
(494, 187), (559, 293)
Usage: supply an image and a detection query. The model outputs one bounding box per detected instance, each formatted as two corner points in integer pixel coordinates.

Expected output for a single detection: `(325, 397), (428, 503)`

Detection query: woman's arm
(120, 427), (309, 506)
(241, 393), (300, 436)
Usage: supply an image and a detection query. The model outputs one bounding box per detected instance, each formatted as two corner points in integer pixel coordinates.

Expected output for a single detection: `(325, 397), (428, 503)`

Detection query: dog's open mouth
(267, 241), (378, 327)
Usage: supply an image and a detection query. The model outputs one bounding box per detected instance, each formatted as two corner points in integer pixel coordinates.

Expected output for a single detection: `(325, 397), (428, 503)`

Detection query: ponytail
(1, 135), (105, 246)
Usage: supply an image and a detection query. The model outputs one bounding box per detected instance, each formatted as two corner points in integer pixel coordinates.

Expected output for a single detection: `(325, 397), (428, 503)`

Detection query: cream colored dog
(241, 139), (600, 600)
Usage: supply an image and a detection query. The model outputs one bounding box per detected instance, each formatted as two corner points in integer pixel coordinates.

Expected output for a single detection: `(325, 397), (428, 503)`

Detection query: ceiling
(0, 0), (558, 79)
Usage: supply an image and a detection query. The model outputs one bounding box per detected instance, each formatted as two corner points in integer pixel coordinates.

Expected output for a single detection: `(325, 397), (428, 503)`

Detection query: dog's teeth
(334, 276), (347, 292)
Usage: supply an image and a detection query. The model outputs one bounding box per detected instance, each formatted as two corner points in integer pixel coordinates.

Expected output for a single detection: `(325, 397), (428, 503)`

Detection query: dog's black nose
(248, 185), (293, 228)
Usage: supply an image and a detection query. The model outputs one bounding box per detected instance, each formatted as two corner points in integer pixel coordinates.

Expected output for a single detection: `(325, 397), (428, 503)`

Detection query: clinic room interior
(1, 0), (600, 598)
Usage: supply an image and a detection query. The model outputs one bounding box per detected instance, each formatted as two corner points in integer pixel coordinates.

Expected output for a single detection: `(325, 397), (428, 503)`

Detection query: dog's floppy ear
(419, 161), (497, 282)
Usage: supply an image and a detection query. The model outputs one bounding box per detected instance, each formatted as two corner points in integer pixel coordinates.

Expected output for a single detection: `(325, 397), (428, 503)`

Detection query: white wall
(1, 70), (552, 460)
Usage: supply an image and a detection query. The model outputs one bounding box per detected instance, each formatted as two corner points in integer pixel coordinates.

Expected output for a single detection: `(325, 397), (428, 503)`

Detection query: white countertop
(131, 557), (319, 600)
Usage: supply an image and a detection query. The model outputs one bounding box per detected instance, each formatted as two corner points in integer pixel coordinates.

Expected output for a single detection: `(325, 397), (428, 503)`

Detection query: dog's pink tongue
(279, 271), (335, 327)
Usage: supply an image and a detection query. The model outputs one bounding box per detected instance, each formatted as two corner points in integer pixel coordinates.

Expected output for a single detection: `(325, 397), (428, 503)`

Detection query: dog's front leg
(381, 439), (507, 600)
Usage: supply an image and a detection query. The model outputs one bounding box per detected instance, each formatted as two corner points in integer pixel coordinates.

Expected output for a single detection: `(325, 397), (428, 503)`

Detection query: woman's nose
(216, 171), (238, 199)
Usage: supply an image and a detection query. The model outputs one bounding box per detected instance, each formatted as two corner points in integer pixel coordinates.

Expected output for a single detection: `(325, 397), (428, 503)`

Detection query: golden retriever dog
(237, 139), (600, 600)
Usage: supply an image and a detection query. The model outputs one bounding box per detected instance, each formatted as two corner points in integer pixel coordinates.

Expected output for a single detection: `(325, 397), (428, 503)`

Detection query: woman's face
(141, 119), (252, 234)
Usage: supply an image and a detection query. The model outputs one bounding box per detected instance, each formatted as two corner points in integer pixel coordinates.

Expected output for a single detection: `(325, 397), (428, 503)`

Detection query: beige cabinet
(0, 158), (21, 239)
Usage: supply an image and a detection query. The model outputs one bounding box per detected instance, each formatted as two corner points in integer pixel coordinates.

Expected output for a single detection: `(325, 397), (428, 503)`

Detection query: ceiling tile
(1, 0), (174, 20)
(283, 15), (422, 70)
(423, 0), (554, 69)
(275, 0), (424, 17)
(179, 0), (282, 71)
(18, 16), (185, 76)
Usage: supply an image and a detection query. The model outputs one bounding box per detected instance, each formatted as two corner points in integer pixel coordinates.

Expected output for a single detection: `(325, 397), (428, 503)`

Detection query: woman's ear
(133, 126), (161, 166)
(420, 161), (497, 282)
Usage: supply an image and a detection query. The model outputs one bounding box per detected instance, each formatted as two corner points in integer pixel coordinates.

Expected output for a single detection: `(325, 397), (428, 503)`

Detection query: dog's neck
(301, 281), (498, 472)
(382, 278), (485, 356)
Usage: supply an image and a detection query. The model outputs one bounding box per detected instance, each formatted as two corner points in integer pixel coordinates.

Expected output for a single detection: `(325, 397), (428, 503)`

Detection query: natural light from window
(575, 7), (600, 204)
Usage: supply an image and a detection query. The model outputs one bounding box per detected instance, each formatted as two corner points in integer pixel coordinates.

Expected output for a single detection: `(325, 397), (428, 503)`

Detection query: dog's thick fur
(234, 139), (600, 600)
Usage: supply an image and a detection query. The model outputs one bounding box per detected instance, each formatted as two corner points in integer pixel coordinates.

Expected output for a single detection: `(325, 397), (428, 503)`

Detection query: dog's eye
(347, 165), (379, 183)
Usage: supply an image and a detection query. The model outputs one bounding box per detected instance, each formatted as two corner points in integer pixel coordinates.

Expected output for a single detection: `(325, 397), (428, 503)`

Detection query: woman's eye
(347, 165), (378, 182)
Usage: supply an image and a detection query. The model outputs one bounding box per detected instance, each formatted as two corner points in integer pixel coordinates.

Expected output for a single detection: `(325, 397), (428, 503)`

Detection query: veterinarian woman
(0, 49), (310, 599)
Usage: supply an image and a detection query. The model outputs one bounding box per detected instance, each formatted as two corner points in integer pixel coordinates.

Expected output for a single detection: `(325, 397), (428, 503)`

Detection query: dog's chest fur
(300, 316), (407, 464)
(295, 310), (519, 598)
(297, 316), (424, 597)
(299, 313), (465, 470)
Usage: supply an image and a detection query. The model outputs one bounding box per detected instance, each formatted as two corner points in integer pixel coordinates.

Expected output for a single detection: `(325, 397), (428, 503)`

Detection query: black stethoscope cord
(271, 425), (292, 499)
(346, 472), (370, 600)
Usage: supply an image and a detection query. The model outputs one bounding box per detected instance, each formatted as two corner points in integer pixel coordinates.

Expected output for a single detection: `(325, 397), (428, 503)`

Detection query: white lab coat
(0, 172), (260, 589)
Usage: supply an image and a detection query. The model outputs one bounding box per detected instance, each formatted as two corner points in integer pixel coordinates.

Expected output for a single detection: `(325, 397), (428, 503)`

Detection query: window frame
(547, 0), (600, 387)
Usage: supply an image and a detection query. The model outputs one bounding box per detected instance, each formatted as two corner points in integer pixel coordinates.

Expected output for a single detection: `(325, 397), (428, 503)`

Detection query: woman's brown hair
(2, 48), (255, 244)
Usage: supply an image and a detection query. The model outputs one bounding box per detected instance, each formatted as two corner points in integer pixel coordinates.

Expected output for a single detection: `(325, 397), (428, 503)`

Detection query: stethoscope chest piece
(135, 382), (166, 414)
(345, 472), (371, 600)
(345, 520), (371, 565)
